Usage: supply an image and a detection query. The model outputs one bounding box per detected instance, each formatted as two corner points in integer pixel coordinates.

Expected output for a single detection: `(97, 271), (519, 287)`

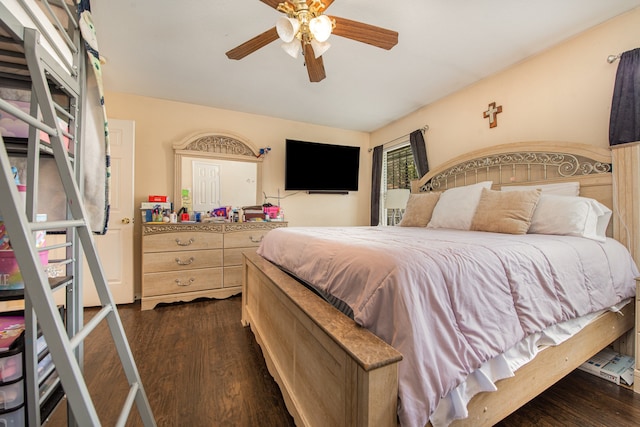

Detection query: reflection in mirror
(181, 157), (257, 210)
(174, 133), (263, 212)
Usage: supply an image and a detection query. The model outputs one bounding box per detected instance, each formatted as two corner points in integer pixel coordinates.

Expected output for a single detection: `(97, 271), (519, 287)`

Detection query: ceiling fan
(225, 0), (399, 82)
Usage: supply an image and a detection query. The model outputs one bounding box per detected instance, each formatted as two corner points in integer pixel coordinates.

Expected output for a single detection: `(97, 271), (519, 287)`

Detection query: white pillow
(427, 181), (493, 230)
(501, 182), (580, 197)
(528, 194), (612, 242)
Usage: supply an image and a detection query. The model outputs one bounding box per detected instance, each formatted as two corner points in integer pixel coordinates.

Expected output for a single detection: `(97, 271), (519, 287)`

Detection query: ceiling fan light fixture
(281, 40), (301, 58)
(309, 15), (333, 42)
(276, 16), (300, 43)
(310, 39), (330, 58)
(226, 0), (398, 82)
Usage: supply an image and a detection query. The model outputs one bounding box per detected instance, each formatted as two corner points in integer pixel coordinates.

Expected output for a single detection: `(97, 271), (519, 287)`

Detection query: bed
(241, 141), (639, 427)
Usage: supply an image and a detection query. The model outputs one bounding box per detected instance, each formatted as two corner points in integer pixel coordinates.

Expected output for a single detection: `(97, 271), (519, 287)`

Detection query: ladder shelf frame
(0, 2), (155, 425)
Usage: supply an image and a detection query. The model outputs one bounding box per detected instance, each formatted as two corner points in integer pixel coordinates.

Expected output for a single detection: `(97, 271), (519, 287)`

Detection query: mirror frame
(173, 132), (263, 210)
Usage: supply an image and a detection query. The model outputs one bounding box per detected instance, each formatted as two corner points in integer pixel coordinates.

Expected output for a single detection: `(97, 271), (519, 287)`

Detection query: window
(382, 143), (418, 225)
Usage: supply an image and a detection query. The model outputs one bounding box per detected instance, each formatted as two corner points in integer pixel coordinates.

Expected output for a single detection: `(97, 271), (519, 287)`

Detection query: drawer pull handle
(250, 235), (264, 243)
(175, 278), (195, 287)
(175, 238), (194, 246)
(175, 257), (195, 266)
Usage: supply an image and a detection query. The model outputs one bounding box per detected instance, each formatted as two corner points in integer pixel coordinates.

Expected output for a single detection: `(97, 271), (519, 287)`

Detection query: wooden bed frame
(241, 141), (638, 427)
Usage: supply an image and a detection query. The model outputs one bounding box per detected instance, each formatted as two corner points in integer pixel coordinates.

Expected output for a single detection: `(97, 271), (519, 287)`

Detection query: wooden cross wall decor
(483, 102), (503, 128)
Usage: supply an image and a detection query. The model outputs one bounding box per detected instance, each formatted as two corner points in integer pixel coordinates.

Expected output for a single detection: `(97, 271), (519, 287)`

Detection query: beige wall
(371, 7), (640, 169)
(105, 93), (370, 295)
(105, 93), (370, 228)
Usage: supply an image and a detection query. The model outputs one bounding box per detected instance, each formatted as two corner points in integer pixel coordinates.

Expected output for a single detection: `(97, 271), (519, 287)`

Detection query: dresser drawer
(143, 267), (223, 297)
(224, 266), (242, 288)
(143, 232), (223, 253)
(224, 230), (271, 249)
(143, 249), (222, 273)
(223, 247), (258, 266)
(141, 223), (286, 309)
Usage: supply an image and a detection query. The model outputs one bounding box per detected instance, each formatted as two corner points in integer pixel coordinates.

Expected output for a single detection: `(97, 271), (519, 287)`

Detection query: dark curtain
(609, 48), (640, 146)
(409, 129), (430, 177)
(370, 145), (383, 226)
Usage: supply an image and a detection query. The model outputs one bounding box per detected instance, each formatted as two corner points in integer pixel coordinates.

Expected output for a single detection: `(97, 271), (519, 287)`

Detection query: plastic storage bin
(0, 403), (24, 426)
(0, 377), (23, 411)
(263, 206), (280, 219)
(0, 349), (22, 384)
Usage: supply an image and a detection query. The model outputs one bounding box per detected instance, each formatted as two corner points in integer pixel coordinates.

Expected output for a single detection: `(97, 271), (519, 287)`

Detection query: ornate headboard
(412, 141), (613, 210)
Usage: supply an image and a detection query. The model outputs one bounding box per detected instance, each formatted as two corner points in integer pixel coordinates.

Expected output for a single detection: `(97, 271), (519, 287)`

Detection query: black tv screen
(285, 139), (360, 192)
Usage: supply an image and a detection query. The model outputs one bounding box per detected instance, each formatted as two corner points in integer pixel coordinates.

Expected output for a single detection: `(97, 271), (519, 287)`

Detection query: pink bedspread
(257, 227), (638, 427)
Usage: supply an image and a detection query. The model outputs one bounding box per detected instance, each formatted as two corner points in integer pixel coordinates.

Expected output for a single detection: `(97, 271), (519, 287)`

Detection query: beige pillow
(399, 192), (441, 227)
(471, 188), (541, 234)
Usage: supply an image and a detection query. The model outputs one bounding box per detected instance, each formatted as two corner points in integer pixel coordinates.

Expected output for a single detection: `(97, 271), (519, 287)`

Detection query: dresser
(141, 222), (287, 310)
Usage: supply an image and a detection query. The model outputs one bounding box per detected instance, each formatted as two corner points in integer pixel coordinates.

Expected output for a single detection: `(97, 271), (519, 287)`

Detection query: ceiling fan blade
(259, 0), (292, 10)
(226, 27), (279, 60)
(303, 43), (326, 82)
(330, 16), (398, 50)
(317, 0), (336, 13)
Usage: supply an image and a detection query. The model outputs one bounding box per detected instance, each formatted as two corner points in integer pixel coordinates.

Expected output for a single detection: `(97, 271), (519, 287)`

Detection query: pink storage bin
(0, 250), (49, 290)
(263, 206), (280, 219)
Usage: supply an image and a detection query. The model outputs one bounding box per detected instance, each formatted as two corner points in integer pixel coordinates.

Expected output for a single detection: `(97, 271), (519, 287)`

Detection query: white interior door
(192, 161), (220, 212)
(82, 119), (135, 306)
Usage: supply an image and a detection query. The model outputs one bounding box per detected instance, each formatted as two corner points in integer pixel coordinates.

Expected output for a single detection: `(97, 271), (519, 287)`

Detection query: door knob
(121, 217), (131, 224)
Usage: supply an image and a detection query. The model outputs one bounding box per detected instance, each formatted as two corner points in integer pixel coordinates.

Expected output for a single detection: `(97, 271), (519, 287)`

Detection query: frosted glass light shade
(310, 39), (330, 58)
(276, 16), (300, 43)
(281, 40), (301, 58)
(309, 15), (332, 42)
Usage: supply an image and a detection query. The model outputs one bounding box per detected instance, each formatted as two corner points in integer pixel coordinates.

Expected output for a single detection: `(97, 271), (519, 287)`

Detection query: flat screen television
(285, 139), (360, 192)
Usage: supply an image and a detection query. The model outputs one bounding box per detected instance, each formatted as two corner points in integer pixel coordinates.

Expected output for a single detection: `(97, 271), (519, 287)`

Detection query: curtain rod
(607, 53), (621, 63)
(368, 125), (429, 152)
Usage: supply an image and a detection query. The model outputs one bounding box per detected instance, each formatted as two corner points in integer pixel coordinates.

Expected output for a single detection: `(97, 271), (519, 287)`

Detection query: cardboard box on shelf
(578, 348), (635, 386)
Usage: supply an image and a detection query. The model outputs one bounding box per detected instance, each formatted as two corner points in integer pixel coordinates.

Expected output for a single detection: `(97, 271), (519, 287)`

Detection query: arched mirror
(173, 132), (263, 213)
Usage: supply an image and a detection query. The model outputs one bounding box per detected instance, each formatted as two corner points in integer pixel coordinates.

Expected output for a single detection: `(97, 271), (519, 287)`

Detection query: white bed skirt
(430, 299), (631, 426)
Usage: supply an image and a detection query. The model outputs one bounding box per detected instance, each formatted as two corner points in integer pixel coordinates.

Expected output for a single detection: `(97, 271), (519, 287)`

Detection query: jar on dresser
(141, 221), (287, 310)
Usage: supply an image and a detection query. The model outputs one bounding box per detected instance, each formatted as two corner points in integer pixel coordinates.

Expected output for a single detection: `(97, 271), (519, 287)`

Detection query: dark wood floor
(44, 296), (640, 426)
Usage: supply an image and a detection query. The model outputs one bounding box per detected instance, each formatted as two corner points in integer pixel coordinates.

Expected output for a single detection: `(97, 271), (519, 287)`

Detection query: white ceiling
(90, 0), (640, 133)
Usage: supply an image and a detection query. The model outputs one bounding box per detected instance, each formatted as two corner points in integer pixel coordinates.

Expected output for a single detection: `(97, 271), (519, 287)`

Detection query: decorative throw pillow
(471, 188), (541, 234)
(399, 192), (441, 227)
(427, 181), (493, 230)
(501, 181), (580, 197)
